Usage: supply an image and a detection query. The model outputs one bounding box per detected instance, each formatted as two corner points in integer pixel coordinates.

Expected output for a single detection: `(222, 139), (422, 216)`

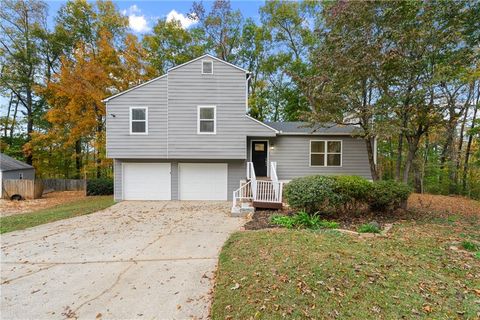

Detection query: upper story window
(310, 140), (342, 167)
(202, 60), (213, 74)
(197, 106), (216, 134)
(130, 107), (148, 134)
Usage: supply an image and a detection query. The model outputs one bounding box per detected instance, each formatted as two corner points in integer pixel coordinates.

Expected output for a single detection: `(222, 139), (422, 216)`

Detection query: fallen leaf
(230, 283), (240, 290)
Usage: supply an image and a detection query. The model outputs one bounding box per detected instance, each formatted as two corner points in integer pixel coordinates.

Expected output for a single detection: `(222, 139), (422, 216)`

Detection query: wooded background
(1, 0), (479, 198)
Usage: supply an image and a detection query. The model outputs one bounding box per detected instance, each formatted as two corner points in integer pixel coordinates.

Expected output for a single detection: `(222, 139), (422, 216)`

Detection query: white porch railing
(271, 161), (278, 182)
(247, 161), (256, 180)
(232, 161), (283, 210)
(232, 180), (253, 209)
(255, 180), (283, 203)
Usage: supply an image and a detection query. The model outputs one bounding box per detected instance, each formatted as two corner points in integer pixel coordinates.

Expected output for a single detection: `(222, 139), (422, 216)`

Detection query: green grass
(212, 215), (480, 319)
(357, 222), (381, 233)
(0, 196), (114, 234)
(461, 240), (478, 252)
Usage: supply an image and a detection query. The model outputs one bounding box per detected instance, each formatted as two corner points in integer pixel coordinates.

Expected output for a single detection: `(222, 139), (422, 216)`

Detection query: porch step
(252, 201), (283, 210)
(231, 202), (255, 217)
(256, 176), (272, 181)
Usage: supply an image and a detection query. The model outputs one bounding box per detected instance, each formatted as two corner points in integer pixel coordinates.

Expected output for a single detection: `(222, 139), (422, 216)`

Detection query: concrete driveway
(1, 201), (245, 319)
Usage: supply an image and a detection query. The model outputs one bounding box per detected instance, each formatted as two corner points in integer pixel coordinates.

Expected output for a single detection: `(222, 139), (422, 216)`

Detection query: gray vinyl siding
(167, 59), (247, 159)
(247, 135), (372, 180)
(113, 159), (245, 201)
(244, 117), (277, 137)
(1, 168), (35, 180)
(106, 76), (168, 158)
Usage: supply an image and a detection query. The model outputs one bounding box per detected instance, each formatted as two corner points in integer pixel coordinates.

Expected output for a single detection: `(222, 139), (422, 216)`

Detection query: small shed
(1, 153), (36, 199)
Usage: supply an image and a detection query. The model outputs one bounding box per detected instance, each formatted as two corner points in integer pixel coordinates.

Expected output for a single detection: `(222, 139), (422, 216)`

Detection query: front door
(252, 141), (268, 177)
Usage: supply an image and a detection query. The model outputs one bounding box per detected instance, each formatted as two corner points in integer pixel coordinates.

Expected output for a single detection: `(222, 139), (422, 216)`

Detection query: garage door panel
(179, 163), (227, 200)
(123, 163), (171, 200)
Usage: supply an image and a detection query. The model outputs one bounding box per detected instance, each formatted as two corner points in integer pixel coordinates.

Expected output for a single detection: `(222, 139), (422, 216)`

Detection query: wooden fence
(2, 179), (44, 200)
(42, 179), (86, 192)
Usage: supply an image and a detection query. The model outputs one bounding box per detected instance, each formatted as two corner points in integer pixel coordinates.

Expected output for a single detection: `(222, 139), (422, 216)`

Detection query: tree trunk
(402, 135), (421, 184)
(25, 88), (34, 165)
(421, 133), (430, 193)
(395, 132), (403, 181)
(413, 160), (422, 193)
(365, 137), (378, 180)
(462, 96), (478, 192)
(96, 115), (103, 178)
(4, 94), (13, 138)
(75, 140), (82, 179)
(10, 99), (19, 140)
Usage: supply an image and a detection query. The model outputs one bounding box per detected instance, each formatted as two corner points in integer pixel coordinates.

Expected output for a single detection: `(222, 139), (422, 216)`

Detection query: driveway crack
(71, 206), (178, 317)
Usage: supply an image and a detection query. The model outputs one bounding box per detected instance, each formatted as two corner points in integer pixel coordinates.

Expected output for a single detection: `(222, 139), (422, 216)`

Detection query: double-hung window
(310, 140), (342, 167)
(197, 106), (216, 134)
(130, 107), (148, 134)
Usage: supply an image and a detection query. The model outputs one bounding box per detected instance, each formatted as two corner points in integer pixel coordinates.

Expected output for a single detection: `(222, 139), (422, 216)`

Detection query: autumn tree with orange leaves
(29, 29), (153, 178)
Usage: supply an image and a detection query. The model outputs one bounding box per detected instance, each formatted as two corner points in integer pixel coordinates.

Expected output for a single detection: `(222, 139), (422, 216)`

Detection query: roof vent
(202, 60), (213, 74)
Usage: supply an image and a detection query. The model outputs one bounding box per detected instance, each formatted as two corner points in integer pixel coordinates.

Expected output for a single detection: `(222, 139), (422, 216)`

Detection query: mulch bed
(244, 193), (480, 231)
(244, 209), (412, 231)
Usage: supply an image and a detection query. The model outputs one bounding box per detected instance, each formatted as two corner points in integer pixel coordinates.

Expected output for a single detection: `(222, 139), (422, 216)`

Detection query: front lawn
(0, 196), (114, 234)
(212, 209), (480, 319)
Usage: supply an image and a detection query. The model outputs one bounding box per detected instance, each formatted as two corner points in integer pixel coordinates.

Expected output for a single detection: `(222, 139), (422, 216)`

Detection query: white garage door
(123, 163), (171, 200)
(179, 163), (228, 200)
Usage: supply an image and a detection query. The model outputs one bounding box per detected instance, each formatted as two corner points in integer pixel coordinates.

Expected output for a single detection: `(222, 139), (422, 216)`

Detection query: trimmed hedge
(284, 175), (411, 214)
(369, 180), (411, 211)
(283, 175), (344, 213)
(333, 175), (373, 209)
(86, 178), (114, 196)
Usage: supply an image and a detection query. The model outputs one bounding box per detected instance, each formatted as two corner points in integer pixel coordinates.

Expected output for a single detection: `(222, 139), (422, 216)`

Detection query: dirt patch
(244, 210), (281, 230)
(0, 191), (86, 217)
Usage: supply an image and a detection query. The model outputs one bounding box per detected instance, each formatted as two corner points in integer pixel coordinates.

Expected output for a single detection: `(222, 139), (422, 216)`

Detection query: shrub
(318, 220), (340, 229)
(271, 215), (295, 229)
(284, 176), (344, 213)
(293, 211), (321, 229)
(333, 175), (373, 210)
(271, 211), (339, 230)
(368, 180), (412, 212)
(357, 222), (381, 233)
(86, 178), (114, 196)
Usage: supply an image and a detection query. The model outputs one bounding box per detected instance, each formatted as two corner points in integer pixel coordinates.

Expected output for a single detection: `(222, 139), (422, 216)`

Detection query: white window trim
(129, 106), (148, 135)
(309, 140), (343, 167)
(201, 59), (213, 74)
(197, 105), (216, 134)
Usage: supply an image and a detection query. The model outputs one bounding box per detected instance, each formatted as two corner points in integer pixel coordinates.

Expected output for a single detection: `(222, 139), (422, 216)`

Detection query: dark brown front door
(252, 141), (268, 176)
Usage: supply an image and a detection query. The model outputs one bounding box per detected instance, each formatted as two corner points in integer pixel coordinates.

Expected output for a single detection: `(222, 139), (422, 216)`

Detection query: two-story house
(104, 54), (374, 212)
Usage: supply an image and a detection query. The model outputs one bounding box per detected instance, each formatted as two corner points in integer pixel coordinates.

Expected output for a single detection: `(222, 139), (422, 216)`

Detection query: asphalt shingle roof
(264, 121), (360, 135)
(0, 153), (34, 172)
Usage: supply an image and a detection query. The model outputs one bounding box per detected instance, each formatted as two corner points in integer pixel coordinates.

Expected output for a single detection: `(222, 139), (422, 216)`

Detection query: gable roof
(264, 122), (360, 135)
(168, 54), (249, 73)
(102, 54), (248, 103)
(0, 153), (34, 172)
